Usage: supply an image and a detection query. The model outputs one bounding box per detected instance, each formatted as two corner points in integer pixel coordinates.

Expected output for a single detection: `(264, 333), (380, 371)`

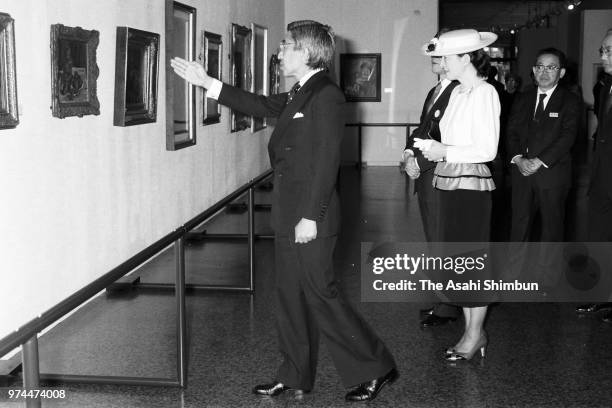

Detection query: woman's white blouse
(439, 80), (500, 163)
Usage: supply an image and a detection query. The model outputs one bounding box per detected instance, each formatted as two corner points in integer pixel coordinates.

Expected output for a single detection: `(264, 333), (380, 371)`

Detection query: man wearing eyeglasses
(576, 30), (612, 320)
(171, 20), (397, 403)
(506, 48), (580, 285)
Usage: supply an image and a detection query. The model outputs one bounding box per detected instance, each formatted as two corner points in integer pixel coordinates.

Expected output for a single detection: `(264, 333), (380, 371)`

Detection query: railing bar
(0, 168), (273, 358)
(39, 374), (180, 387)
(0, 228), (183, 358)
(133, 283), (253, 292)
(184, 170), (273, 232)
(346, 122), (419, 127)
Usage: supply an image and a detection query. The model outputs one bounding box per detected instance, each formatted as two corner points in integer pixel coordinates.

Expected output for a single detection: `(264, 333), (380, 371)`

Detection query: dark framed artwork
(201, 31), (222, 125)
(230, 23), (251, 132)
(0, 13), (18, 129)
(166, 1), (196, 150)
(269, 53), (280, 95)
(113, 27), (159, 126)
(340, 53), (381, 102)
(250, 23), (268, 133)
(50, 24), (100, 118)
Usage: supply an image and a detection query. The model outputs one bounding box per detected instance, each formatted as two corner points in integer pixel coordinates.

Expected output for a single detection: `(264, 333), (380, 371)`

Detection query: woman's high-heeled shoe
(445, 335), (487, 361)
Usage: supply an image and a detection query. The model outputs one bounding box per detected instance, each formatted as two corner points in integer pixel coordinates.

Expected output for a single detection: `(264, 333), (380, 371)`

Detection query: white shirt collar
(537, 83), (558, 98)
(299, 68), (324, 87)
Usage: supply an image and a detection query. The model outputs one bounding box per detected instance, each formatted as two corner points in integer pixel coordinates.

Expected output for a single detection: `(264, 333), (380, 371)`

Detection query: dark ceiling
(440, 0), (574, 32)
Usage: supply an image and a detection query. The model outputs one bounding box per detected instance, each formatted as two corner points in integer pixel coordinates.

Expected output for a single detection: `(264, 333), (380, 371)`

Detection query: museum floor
(2, 157), (612, 408)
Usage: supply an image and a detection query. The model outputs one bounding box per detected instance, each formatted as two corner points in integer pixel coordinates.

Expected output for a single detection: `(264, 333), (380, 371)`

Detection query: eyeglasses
(279, 40), (295, 49)
(600, 46), (612, 57)
(533, 64), (560, 73)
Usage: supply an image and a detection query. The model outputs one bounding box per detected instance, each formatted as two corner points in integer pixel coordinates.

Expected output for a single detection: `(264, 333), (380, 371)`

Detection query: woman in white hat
(415, 29), (500, 361)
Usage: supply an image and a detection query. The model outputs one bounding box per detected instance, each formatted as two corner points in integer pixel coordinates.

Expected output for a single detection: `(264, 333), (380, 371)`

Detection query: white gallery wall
(286, 0), (438, 165)
(0, 0), (284, 341)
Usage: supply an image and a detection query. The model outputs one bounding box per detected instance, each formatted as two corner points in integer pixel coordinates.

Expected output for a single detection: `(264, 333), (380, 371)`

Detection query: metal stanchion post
(358, 124), (363, 168)
(175, 237), (188, 387)
(248, 186), (255, 293)
(22, 336), (41, 408)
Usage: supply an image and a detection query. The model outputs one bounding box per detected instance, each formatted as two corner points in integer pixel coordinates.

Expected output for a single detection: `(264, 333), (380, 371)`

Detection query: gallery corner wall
(0, 0), (284, 341)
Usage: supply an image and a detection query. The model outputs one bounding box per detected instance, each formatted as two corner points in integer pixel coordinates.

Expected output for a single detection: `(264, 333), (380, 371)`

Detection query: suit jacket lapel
(526, 88), (538, 119)
(545, 86), (563, 115)
(419, 86), (436, 122)
(420, 81), (457, 128)
(272, 71), (326, 139)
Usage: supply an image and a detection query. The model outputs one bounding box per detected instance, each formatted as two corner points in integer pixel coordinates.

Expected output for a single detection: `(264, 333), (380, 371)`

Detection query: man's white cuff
(510, 154), (522, 164)
(207, 79), (223, 100)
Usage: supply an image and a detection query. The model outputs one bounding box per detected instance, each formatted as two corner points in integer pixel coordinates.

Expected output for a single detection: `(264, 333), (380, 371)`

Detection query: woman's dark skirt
(437, 189), (492, 307)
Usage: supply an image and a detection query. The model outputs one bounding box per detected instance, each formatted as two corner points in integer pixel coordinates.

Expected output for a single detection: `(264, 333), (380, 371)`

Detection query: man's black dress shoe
(345, 368), (398, 402)
(252, 381), (308, 396)
(420, 307), (435, 317)
(602, 310), (612, 324)
(576, 303), (612, 314)
(420, 314), (456, 327)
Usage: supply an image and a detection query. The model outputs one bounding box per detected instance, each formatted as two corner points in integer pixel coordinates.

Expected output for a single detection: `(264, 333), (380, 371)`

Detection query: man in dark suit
(404, 56), (460, 327)
(506, 48), (579, 287)
(507, 48), (579, 245)
(576, 31), (612, 320)
(171, 20), (396, 402)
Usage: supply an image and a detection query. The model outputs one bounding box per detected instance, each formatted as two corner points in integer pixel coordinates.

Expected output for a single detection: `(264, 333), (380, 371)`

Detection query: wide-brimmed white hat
(422, 29), (497, 56)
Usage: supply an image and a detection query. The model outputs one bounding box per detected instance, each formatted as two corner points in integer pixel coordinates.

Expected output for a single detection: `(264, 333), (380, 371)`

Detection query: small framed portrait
(250, 23), (268, 132)
(50, 24), (100, 118)
(230, 23), (251, 132)
(201, 31), (222, 125)
(0, 13), (18, 129)
(340, 53), (381, 102)
(113, 27), (160, 127)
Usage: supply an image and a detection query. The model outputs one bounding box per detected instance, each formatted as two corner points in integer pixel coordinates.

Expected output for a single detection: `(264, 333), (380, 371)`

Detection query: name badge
(549, 112), (559, 118)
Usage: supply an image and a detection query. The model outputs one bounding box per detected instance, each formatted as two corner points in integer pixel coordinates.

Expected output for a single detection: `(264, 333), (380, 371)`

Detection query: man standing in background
(506, 48), (579, 287)
(576, 30), (612, 320)
(404, 42), (460, 328)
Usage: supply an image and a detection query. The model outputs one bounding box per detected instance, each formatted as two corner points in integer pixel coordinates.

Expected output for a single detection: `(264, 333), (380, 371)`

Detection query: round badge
(434, 109), (440, 118)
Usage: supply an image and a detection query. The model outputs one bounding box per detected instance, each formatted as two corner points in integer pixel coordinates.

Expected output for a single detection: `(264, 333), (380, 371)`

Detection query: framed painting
(201, 31), (222, 125)
(0, 13), (18, 128)
(113, 27), (160, 126)
(230, 23), (251, 132)
(50, 24), (100, 118)
(340, 53), (381, 102)
(250, 23), (268, 132)
(166, 1), (196, 150)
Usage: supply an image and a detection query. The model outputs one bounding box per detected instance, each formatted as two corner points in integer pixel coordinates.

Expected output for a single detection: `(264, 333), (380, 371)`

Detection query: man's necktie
(425, 81), (442, 113)
(286, 82), (301, 105)
(533, 93), (546, 122)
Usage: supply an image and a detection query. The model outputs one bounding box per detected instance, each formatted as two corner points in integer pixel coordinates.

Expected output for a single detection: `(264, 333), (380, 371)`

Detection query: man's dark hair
(535, 47), (567, 68)
(287, 20), (335, 71)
